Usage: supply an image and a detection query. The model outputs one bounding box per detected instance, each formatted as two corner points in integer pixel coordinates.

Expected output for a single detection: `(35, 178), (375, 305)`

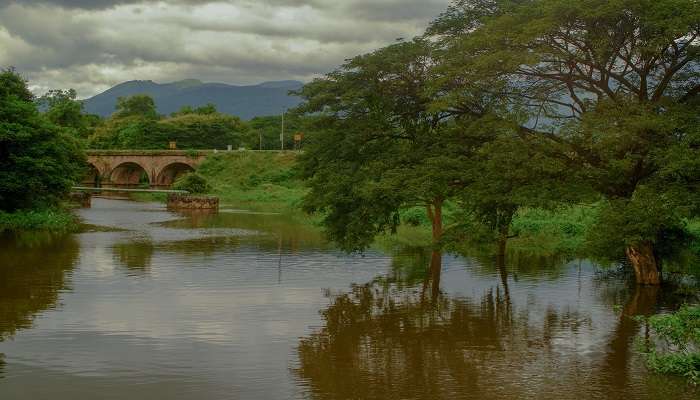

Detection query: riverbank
(197, 151), (306, 211)
(0, 208), (79, 233)
(132, 150), (700, 278)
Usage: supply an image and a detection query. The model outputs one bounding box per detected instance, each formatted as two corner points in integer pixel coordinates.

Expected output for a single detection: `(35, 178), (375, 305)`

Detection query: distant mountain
(82, 79), (304, 120)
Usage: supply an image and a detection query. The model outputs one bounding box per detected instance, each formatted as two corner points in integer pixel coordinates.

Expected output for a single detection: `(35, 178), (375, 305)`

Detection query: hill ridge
(83, 79), (304, 120)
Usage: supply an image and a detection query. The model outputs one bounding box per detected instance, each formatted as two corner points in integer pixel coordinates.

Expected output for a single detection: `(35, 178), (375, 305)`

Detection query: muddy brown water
(0, 198), (696, 399)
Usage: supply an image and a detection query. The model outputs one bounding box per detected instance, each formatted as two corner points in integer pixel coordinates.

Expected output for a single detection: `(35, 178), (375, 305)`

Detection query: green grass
(197, 151), (307, 211)
(0, 208), (78, 233)
(509, 204), (600, 255)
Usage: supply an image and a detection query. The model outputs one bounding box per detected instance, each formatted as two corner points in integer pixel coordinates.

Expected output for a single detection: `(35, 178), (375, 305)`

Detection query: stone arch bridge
(84, 150), (211, 188)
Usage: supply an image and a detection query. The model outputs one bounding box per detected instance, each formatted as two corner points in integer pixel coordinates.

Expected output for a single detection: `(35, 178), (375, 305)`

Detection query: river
(0, 198), (695, 399)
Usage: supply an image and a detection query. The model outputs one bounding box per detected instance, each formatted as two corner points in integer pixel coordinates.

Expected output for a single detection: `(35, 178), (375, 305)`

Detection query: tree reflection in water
(0, 233), (79, 341)
(295, 249), (517, 399)
(294, 248), (691, 400)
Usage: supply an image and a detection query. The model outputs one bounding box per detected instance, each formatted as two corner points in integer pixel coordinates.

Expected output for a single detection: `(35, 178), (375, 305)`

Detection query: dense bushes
(172, 172), (211, 194)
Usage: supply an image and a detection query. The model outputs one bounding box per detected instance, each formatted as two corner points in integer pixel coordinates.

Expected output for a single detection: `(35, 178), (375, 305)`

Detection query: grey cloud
(0, 0), (451, 97)
(0, 1), (327, 10)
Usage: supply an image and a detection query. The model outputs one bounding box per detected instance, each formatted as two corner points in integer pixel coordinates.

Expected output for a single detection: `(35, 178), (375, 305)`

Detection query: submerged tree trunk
(625, 242), (661, 285)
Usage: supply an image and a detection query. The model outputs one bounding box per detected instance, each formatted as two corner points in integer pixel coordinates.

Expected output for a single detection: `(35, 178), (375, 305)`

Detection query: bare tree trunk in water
(429, 250), (442, 302)
(625, 242), (661, 285)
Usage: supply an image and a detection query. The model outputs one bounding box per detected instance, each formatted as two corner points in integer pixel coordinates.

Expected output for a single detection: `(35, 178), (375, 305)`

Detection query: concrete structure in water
(84, 150), (209, 188)
(166, 194), (219, 210)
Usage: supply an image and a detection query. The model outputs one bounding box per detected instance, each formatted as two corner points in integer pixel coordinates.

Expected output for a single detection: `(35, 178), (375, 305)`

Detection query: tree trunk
(426, 198), (443, 247)
(625, 242), (661, 285)
(497, 226), (508, 259)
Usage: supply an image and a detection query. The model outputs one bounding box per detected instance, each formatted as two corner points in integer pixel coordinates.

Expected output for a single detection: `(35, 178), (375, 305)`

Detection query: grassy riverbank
(0, 208), (78, 233)
(151, 151), (700, 276)
(197, 151), (307, 211)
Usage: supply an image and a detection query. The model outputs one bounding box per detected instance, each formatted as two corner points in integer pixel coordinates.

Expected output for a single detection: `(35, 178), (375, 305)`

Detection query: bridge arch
(155, 162), (195, 187)
(108, 162), (151, 187)
(86, 150), (208, 188)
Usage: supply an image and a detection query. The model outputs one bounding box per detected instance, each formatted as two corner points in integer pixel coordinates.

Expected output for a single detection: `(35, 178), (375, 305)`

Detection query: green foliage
(158, 113), (245, 149)
(425, 0), (700, 278)
(0, 68), (86, 212)
(89, 95), (247, 150)
(510, 204), (600, 254)
(196, 152), (305, 210)
(171, 103), (218, 117)
(38, 89), (100, 139)
(242, 115), (320, 150)
(89, 116), (161, 149)
(114, 94), (158, 119)
(0, 208), (77, 233)
(172, 172), (211, 194)
(638, 305), (700, 384)
(585, 191), (692, 263)
(295, 39), (467, 251)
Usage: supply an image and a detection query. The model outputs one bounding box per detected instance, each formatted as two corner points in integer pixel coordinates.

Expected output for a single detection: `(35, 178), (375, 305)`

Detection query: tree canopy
(426, 0), (700, 284)
(114, 94), (159, 120)
(294, 0), (700, 284)
(89, 95), (247, 150)
(0, 69), (85, 211)
(38, 89), (101, 139)
(296, 39), (469, 251)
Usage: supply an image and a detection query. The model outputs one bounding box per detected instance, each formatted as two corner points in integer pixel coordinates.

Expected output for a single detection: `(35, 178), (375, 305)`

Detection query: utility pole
(280, 112), (285, 150)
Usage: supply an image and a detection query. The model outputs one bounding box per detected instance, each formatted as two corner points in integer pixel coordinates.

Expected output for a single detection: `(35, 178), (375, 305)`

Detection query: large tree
(428, 0), (700, 284)
(0, 69), (85, 211)
(114, 94), (159, 120)
(38, 89), (102, 139)
(295, 39), (466, 251)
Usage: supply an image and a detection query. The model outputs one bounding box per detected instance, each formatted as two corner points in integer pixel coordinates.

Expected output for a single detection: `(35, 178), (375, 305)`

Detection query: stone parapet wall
(167, 194), (219, 210)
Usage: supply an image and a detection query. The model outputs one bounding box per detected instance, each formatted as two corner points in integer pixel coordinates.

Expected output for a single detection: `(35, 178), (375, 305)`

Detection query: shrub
(637, 305), (700, 385)
(0, 209), (77, 233)
(172, 172), (211, 194)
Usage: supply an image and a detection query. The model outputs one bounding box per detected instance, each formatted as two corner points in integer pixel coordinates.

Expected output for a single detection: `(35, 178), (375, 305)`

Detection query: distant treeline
(37, 91), (319, 150)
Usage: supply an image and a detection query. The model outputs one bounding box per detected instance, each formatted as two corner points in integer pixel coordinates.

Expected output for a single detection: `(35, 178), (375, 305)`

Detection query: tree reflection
(601, 284), (660, 388)
(294, 247), (693, 399)
(114, 240), (155, 273)
(0, 233), (79, 341)
(295, 250), (520, 400)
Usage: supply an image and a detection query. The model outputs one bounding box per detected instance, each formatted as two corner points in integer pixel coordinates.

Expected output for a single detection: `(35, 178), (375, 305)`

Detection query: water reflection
(114, 240), (155, 273)
(295, 249), (692, 400)
(0, 233), (79, 341)
(0, 199), (695, 399)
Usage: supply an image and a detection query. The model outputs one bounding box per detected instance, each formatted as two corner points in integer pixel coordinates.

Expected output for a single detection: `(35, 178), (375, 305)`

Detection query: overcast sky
(0, 0), (450, 98)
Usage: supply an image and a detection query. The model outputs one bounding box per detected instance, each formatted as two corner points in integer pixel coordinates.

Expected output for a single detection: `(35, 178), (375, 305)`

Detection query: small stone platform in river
(167, 194), (219, 211)
(69, 191), (92, 207)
